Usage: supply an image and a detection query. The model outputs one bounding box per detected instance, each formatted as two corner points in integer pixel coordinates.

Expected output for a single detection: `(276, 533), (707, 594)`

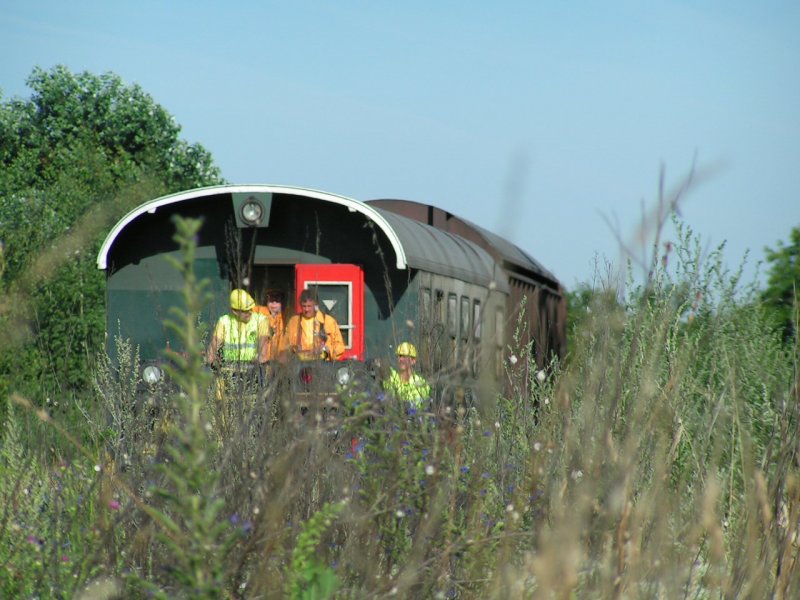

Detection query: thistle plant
(128, 216), (238, 598)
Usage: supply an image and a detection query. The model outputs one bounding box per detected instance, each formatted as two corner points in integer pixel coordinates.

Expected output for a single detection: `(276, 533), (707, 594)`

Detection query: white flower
(494, 421), (501, 429)
(571, 469), (583, 481)
(396, 510), (404, 518)
(536, 370), (546, 383)
(425, 465), (435, 476)
(506, 503), (514, 513)
(509, 354), (518, 365)
(533, 442), (542, 452)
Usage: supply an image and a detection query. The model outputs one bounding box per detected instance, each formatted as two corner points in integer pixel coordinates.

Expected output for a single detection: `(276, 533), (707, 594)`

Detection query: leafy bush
(0, 66), (225, 406)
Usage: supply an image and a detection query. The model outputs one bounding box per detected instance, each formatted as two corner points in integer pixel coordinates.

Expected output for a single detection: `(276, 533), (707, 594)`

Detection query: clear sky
(2, 1), (798, 291)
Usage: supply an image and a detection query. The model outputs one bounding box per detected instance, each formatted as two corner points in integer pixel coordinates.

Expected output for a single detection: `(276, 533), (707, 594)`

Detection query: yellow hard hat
(230, 289), (255, 311)
(396, 342), (417, 358)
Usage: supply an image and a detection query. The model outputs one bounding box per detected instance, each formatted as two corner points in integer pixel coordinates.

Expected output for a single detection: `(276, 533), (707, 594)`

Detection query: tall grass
(1, 215), (797, 599)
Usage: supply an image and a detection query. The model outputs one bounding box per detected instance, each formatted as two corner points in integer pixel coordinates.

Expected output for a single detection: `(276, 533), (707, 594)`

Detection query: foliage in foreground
(0, 65), (225, 405)
(1, 219), (799, 599)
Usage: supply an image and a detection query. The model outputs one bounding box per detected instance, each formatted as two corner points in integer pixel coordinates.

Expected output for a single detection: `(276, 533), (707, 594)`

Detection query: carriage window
(495, 307), (505, 380)
(309, 282), (352, 348)
(434, 289), (444, 324)
(473, 300), (481, 340)
(447, 293), (457, 337)
(421, 287), (431, 326)
(460, 296), (470, 340)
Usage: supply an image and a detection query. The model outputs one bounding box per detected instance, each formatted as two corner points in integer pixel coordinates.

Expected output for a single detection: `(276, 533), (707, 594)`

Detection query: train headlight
(142, 364), (163, 385)
(241, 198), (264, 226)
(336, 367), (352, 386)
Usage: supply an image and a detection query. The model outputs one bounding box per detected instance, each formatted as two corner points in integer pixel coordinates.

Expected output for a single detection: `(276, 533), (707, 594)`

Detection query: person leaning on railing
(382, 342), (431, 409)
(205, 289), (271, 405)
(253, 288), (285, 363)
(281, 289), (345, 361)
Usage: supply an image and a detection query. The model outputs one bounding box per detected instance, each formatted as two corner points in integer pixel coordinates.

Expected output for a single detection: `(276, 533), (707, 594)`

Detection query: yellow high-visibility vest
(383, 368), (431, 408)
(215, 314), (269, 363)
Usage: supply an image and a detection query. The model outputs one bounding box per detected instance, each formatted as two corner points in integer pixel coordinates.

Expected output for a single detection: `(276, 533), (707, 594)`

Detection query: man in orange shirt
(282, 289), (345, 361)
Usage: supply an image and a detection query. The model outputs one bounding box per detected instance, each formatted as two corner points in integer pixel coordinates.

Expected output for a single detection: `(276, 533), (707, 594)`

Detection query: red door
(295, 264), (365, 360)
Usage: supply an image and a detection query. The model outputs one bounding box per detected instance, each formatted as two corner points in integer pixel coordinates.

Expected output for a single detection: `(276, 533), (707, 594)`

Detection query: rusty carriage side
(366, 200), (567, 387)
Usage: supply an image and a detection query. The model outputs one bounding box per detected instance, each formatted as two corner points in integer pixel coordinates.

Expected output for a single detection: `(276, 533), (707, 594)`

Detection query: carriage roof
(97, 184), (509, 292)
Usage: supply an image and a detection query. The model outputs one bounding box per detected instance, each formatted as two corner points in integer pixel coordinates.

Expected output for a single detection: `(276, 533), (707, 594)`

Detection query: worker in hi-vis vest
(206, 289), (271, 408)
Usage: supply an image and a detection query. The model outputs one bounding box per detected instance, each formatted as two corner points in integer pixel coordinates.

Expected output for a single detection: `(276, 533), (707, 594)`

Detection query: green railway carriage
(97, 184), (564, 391)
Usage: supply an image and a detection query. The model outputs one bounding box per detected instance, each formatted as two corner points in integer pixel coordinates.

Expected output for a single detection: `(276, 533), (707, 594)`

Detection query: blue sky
(2, 1), (798, 291)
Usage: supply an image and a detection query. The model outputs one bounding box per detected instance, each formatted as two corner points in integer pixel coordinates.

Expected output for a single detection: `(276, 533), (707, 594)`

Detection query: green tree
(762, 225), (800, 342)
(0, 65), (225, 404)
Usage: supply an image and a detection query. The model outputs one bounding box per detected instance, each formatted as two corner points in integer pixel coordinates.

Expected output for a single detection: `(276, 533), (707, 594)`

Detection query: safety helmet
(396, 342), (417, 358)
(230, 289), (255, 311)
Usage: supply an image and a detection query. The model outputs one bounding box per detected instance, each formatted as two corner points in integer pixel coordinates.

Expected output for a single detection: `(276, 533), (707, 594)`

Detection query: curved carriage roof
(97, 184), (508, 291)
(366, 198), (559, 288)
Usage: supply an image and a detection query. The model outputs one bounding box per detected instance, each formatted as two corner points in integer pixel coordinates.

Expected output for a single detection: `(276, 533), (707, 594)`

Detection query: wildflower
(494, 421), (500, 429)
(571, 469), (583, 481)
(543, 397), (550, 406)
(229, 514), (240, 525)
(460, 466), (470, 474)
(509, 354), (518, 365)
(94, 465), (101, 473)
(536, 370), (546, 383)
(483, 430), (492, 437)
(425, 465), (435, 476)
(533, 442), (542, 452)
(396, 510), (404, 518)
(108, 500), (120, 511)
(506, 503), (514, 513)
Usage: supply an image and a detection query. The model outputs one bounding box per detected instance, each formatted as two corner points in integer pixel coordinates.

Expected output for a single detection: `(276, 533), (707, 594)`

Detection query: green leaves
(0, 66), (224, 403)
(763, 225), (800, 342)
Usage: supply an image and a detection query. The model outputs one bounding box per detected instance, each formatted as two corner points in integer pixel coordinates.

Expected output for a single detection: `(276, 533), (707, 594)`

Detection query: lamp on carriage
(240, 196), (264, 226)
